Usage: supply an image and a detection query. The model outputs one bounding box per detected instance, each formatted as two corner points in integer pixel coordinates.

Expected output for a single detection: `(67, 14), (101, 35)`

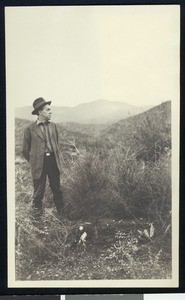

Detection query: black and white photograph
(6, 5), (180, 287)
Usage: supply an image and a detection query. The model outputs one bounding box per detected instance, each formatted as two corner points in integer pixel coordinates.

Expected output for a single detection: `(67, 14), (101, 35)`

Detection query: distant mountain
(100, 101), (171, 151)
(15, 99), (153, 124)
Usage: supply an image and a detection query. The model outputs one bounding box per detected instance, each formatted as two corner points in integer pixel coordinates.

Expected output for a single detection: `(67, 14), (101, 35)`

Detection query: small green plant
(101, 229), (171, 279)
(102, 230), (139, 278)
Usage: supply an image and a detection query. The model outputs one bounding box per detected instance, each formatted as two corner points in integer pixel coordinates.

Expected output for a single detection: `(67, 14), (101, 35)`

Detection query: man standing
(22, 97), (64, 216)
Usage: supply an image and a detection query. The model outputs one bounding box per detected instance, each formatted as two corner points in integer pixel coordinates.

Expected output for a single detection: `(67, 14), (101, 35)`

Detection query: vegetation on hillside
(15, 101), (172, 281)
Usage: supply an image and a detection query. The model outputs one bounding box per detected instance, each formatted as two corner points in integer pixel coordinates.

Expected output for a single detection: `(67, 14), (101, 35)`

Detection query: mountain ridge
(15, 99), (154, 124)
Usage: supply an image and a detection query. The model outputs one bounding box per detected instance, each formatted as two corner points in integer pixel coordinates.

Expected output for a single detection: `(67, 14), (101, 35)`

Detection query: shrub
(133, 105), (171, 162)
(108, 147), (171, 226)
(62, 151), (115, 240)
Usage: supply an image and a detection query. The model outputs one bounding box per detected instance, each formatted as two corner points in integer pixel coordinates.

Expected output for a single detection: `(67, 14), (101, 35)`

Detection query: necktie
(41, 123), (53, 153)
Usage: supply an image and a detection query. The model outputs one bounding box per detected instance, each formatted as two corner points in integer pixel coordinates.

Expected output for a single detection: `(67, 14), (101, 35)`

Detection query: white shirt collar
(37, 119), (50, 125)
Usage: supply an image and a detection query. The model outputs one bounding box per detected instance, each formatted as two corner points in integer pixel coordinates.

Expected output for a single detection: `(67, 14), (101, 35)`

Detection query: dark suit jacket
(22, 121), (62, 180)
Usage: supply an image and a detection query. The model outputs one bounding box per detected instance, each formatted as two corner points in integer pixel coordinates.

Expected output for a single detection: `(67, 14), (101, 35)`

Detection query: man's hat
(32, 97), (52, 115)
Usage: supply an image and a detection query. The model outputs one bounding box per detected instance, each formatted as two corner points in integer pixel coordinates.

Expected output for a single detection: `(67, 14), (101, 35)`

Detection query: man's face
(39, 104), (52, 121)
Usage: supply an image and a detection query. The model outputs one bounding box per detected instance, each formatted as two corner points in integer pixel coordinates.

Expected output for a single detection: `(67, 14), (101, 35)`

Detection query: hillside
(58, 122), (108, 138)
(15, 99), (153, 124)
(100, 101), (171, 156)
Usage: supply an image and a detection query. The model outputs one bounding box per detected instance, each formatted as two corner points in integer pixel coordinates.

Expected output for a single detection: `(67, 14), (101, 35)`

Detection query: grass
(15, 151), (171, 281)
(16, 211), (171, 280)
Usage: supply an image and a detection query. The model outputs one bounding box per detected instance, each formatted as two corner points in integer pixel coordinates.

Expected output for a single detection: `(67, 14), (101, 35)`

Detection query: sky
(5, 5), (180, 108)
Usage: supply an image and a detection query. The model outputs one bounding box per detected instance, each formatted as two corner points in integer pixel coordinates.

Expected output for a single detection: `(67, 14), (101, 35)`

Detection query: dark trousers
(32, 153), (64, 214)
